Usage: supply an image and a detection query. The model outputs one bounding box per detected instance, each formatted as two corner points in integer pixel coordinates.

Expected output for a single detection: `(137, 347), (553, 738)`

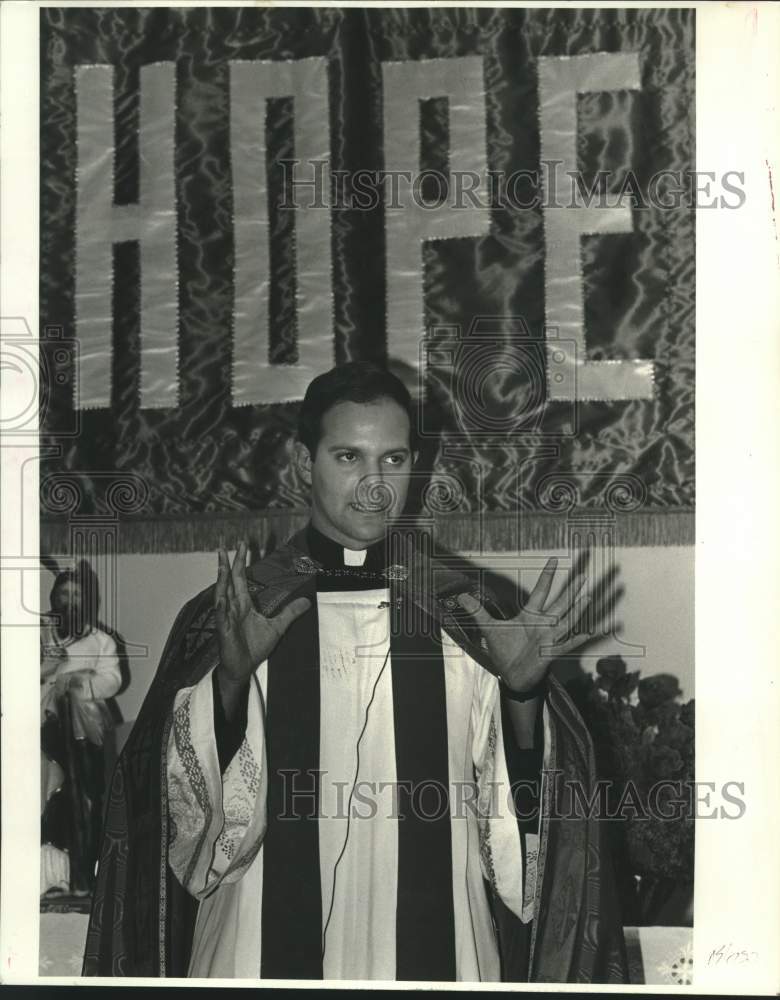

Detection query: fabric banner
(39, 7), (695, 553)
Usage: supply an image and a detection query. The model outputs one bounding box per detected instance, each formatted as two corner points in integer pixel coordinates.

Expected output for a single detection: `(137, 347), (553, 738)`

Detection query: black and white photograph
(0, 0), (778, 991)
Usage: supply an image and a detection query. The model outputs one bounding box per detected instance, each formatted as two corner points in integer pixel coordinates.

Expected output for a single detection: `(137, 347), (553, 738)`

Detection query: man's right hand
(214, 540), (311, 718)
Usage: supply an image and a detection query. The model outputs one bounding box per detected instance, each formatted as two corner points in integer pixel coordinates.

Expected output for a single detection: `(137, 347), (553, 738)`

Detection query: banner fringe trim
(41, 509), (694, 555)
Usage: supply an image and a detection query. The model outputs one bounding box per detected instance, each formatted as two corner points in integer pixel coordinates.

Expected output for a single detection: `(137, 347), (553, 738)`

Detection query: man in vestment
(84, 362), (628, 982)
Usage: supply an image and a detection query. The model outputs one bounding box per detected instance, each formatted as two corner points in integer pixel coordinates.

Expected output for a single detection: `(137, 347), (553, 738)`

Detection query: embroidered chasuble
(84, 524), (629, 982)
(166, 526), (537, 980)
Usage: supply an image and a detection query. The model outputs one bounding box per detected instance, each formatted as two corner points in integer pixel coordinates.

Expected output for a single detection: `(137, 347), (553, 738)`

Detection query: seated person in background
(41, 565), (122, 894)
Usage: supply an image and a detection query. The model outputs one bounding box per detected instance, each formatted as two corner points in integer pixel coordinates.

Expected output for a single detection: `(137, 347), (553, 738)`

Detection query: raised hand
(215, 541), (311, 709)
(457, 551), (617, 695)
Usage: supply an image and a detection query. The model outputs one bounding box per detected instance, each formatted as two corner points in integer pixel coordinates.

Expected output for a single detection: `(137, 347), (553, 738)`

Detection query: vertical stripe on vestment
(390, 589), (456, 981)
(260, 582), (323, 979)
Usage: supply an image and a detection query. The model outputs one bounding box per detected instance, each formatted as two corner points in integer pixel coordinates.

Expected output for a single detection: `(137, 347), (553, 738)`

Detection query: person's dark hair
(297, 361), (418, 457)
(51, 567), (82, 600)
(50, 561), (99, 630)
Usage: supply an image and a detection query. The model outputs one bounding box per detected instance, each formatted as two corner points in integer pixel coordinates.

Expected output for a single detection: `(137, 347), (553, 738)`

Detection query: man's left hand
(457, 552), (614, 695)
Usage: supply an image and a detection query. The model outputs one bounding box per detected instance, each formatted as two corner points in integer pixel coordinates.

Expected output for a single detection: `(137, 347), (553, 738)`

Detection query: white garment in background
(40, 844), (70, 895)
(41, 626), (122, 719)
(40, 625), (122, 892)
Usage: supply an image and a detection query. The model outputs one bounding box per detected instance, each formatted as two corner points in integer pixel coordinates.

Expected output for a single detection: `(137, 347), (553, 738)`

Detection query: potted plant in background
(564, 656), (695, 927)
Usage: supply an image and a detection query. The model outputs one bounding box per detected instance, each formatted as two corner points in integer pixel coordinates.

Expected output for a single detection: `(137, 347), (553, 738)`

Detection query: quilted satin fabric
(40, 7), (694, 544)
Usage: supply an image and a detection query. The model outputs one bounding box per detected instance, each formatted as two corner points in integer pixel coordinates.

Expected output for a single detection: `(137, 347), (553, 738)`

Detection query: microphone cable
(320, 644), (392, 961)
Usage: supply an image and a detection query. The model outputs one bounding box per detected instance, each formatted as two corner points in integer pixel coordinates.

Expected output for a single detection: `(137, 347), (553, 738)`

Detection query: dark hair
(50, 561), (99, 630)
(51, 567), (83, 598)
(297, 361), (418, 457)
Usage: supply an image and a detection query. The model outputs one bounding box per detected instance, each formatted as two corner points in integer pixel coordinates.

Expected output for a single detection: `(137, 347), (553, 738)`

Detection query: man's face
(301, 397), (415, 549)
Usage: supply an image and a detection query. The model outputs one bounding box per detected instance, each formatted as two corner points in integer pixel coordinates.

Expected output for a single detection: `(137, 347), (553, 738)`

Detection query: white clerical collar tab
(344, 547), (367, 566)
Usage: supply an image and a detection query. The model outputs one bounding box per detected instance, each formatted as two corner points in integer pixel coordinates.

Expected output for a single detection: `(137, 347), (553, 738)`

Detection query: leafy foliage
(564, 657), (694, 924)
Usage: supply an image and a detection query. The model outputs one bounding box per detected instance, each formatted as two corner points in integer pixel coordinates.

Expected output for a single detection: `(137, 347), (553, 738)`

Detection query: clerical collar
(305, 523), (388, 573)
